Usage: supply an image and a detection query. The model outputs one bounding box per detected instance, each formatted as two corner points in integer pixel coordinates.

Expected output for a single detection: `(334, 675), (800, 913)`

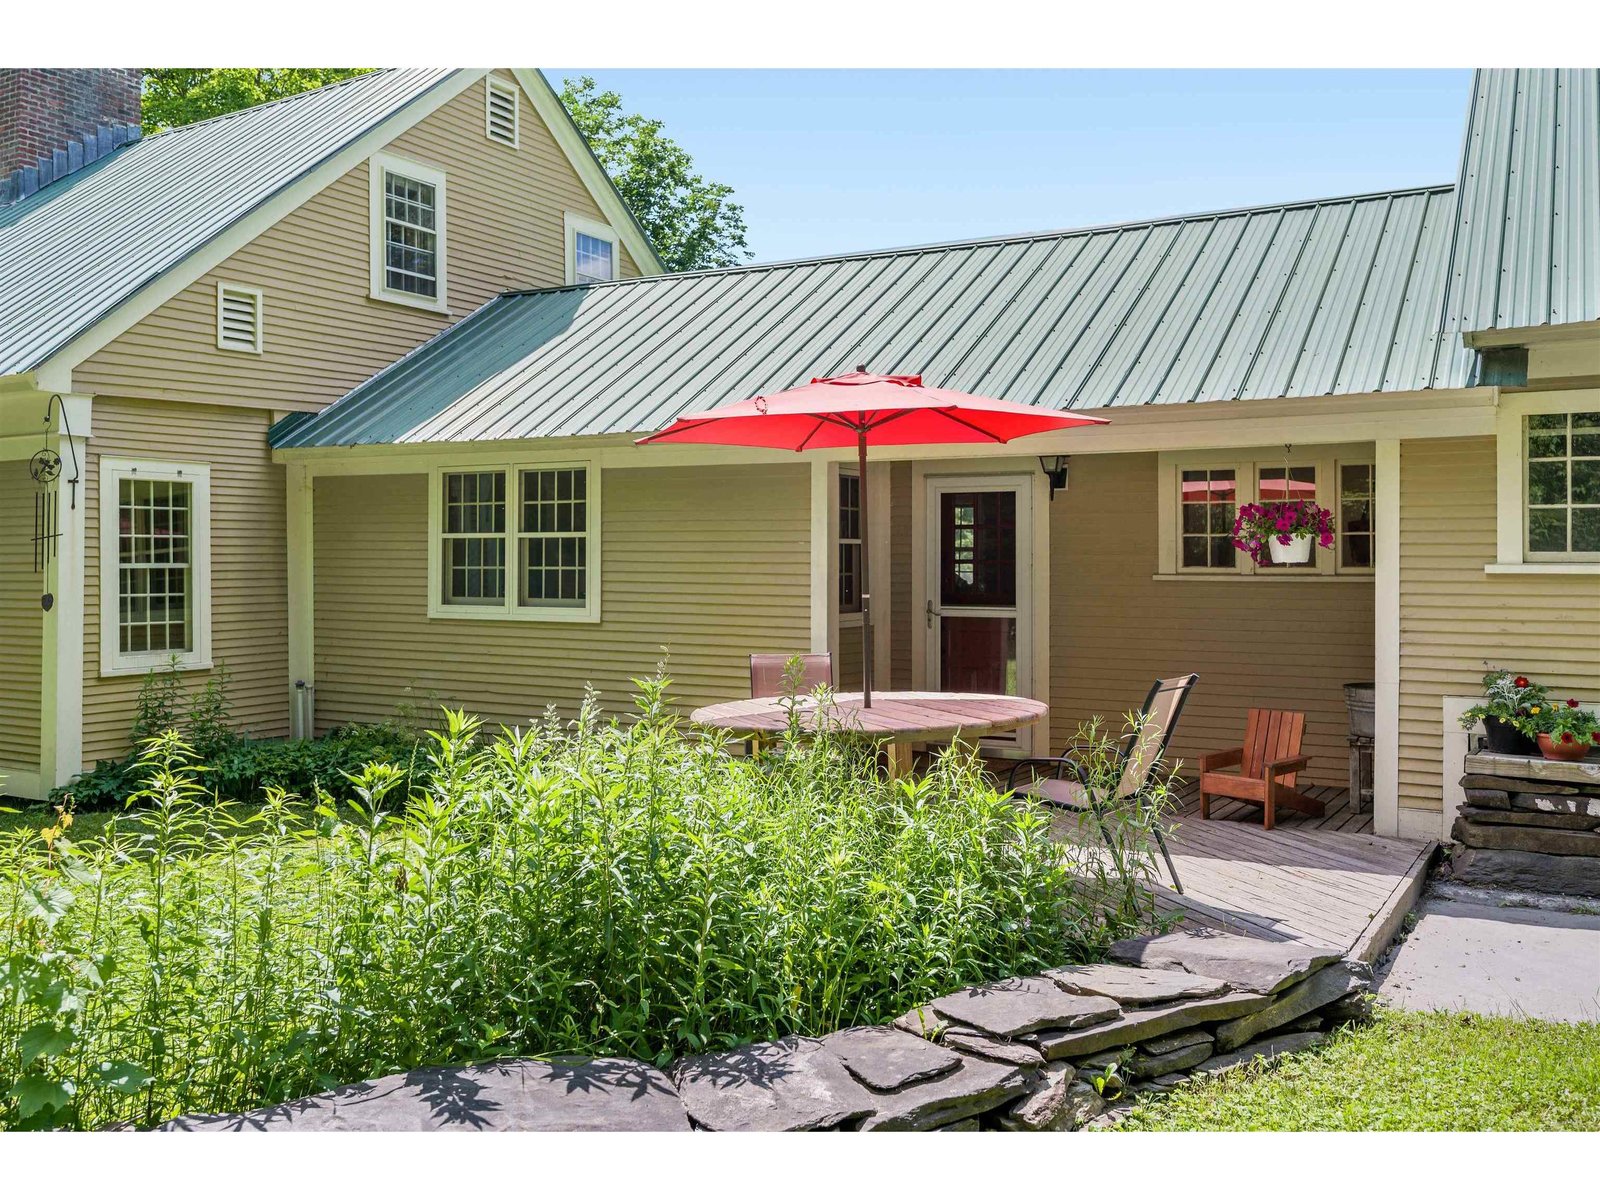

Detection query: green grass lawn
(1115, 1008), (1600, 1131)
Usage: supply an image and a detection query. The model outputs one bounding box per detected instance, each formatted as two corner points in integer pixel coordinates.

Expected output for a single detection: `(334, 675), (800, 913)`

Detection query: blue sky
(548, 69), (1473, 265)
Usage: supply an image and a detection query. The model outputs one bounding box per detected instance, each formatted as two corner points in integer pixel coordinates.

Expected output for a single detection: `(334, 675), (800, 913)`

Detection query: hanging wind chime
(30, 394), (80, 612)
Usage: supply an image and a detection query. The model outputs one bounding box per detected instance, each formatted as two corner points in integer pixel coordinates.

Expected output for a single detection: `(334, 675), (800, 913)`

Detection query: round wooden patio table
(690, 691), (1048, 779)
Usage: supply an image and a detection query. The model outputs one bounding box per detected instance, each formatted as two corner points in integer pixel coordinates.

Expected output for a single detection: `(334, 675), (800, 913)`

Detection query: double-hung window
(99, 459), (211, 674)
(1525, 410), (1600, 558)
(838, 471), (862, 615)
(432, 462), (600, 621)
(564, 213), (617, 285)
(370, 153), (447, 311)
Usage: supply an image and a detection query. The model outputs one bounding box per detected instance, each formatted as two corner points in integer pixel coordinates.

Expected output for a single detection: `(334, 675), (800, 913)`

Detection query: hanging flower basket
(1231, 501), (1335, 568)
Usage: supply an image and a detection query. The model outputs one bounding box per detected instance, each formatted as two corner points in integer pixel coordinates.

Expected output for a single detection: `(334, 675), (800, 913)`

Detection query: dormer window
(369, 152), (448, 312)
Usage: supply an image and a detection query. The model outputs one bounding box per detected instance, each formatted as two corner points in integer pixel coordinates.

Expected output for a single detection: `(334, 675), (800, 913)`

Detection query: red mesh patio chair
(750, 653), (833, 698)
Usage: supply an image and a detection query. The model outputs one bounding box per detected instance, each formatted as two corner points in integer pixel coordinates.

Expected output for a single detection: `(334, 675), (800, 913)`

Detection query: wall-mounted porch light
(1039, 455), (1070, 500)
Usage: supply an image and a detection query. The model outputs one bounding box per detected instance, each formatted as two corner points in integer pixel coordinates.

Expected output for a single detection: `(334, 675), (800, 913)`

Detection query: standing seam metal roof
(0, 68), (462, 376)
(272, 183), (1464, 448)
(1431, 68), (1600, 386)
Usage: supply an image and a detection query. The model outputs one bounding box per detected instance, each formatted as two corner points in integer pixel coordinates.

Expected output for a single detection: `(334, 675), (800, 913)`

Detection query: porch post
(39, 395), (91, 795)
(809, 459), (830, 655)
(1373, 439), (1401, 837)
(285, 462), (315, 739)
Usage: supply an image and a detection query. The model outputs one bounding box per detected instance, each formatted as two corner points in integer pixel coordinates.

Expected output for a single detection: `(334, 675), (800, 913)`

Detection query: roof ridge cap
(496, 181), (1460, 300)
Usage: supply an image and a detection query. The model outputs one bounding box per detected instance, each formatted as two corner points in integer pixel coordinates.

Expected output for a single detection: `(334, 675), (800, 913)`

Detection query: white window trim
(1492, 390), (1600, 574)
(98, 458), (212, 677)
(214, 282), (264, 354)
(484, 75), (520, 148)
(564, 212), (619, 286)
(1156, 444), (1375, 580)
(837, 467), (863, 628)
(426, 460), (602, 623)
(369, 152), (449, 314)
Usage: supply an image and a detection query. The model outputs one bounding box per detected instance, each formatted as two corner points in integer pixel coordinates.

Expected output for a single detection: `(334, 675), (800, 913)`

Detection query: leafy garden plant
(1458, 669), (1550, 730)
(1230, 500), (1335, 566)
(1515, 697), (1600, 749)
(0, 672), (1164, 1130)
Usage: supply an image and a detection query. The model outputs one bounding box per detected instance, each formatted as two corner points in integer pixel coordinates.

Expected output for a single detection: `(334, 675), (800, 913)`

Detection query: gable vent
(216, 283), (263, 354)
(486, 77), (519, 147)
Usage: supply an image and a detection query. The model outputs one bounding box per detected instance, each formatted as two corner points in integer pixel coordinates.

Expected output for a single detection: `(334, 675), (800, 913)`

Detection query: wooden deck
(1053, 782), (1436, 964)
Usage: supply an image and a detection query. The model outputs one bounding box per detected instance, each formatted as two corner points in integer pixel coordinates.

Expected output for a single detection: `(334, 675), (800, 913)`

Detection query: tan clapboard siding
(1398, 436), (1600, 811)
(311, 464), (811, 729)
(1, 460), (43, 774)
(76, 70), (639, 411)
(836, 622), (864, 690)
(81, 399), (288, 764)
(1049, 452), (1373, 787)
(889, 462), (913, 689)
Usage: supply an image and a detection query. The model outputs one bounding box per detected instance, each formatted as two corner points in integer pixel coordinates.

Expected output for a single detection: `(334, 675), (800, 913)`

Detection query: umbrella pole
(858, 429), (872, 708)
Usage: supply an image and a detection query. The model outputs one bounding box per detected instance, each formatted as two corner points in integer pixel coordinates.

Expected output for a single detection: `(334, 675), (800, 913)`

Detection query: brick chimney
(0, 69), (143, 203)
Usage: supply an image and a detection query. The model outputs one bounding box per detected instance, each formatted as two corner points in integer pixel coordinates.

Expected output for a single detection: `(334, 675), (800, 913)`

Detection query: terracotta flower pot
(1268, 533), (1313, 565)
(1537, 732), (1593, 762)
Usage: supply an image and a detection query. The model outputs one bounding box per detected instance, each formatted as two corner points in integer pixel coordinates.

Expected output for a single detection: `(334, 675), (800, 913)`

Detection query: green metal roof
(1432, 68), (1600, 383)
(273, 183), (1463, 448)
(268, 66), (1599, 452)
(0, 69), (462, 377)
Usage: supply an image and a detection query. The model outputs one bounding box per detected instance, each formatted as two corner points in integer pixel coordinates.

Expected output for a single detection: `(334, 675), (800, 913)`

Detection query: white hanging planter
(1268, 533), (1313, 564)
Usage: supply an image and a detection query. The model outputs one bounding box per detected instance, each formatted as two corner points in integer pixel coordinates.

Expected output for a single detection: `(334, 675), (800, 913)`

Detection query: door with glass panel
(924, 477), (1032, 739)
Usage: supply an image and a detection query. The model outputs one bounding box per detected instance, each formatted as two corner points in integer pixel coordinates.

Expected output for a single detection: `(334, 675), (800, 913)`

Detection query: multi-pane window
(383, 169), (440, 298)
(1256, 465), (1317, 569)
(100, 459), (209, 674)
(441, 472), (506, 605)
(838, 472), (862, 613)
(1179, 468), (1237, 569)
(574, 232), (614, 284)
(519, 468), (588, 606)
(118, 477), (193, 654)
(1339, 463), (1376, 569)
(1526, 411), (1600, 556)
(435, 464), (598, 618)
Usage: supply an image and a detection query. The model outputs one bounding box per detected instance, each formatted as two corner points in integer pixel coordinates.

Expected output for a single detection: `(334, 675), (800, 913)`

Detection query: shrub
(0, 674), (1162, 1129)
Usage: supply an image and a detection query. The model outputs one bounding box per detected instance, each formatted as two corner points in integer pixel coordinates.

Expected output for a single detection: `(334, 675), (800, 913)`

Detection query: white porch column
(1373, 438), (1401, 837)
(39, 395), (91, 794)
(809, 459), (830, 654)
(285, 462), (316, 738)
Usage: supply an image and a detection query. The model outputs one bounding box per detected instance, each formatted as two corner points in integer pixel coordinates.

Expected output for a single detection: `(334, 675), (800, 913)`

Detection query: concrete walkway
(1377, 896), (1600, 1023)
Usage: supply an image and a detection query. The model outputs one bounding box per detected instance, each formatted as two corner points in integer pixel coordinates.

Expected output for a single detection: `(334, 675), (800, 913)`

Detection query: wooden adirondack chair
(1197, 709), (1325, 830)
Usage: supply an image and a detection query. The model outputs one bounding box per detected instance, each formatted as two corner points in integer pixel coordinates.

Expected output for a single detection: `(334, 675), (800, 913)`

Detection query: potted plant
(1458, 670), (1545, 755)
(1231, 500), (1335, 566)
(1517, 698), (1600, 762)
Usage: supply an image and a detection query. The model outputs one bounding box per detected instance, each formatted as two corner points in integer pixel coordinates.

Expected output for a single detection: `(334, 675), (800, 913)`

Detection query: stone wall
(1449, 753), (1600, 899)
(163, 931), (1372, 1132)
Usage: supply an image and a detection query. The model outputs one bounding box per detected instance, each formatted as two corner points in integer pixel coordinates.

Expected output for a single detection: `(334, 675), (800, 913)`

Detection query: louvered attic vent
(216, 283), (264, 354)
(486, 77), (519, 147)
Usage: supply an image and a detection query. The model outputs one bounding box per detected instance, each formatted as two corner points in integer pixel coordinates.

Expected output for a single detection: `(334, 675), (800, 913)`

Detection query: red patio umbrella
(638, 369), (1109, 706)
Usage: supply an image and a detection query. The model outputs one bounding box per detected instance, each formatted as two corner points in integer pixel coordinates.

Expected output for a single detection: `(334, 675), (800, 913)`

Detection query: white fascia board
(38, 70), (486, 383)
(271, 387), (1501, 473)
(512, 69), (665, 277)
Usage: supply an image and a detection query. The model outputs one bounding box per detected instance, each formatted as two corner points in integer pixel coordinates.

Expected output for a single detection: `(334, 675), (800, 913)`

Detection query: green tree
(560, 75), (750, 272)
(140, 69), (374, 133)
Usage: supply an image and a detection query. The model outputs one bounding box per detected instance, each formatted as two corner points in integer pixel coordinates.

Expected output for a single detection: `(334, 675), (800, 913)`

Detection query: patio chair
(750, 653), (833, 698)
(1197, 708), (1325, 830)
(1007, 674), (1198, 893)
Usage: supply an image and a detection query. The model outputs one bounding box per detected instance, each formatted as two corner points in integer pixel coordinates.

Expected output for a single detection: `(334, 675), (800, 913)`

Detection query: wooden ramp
(1053, 784), (1435, 964)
